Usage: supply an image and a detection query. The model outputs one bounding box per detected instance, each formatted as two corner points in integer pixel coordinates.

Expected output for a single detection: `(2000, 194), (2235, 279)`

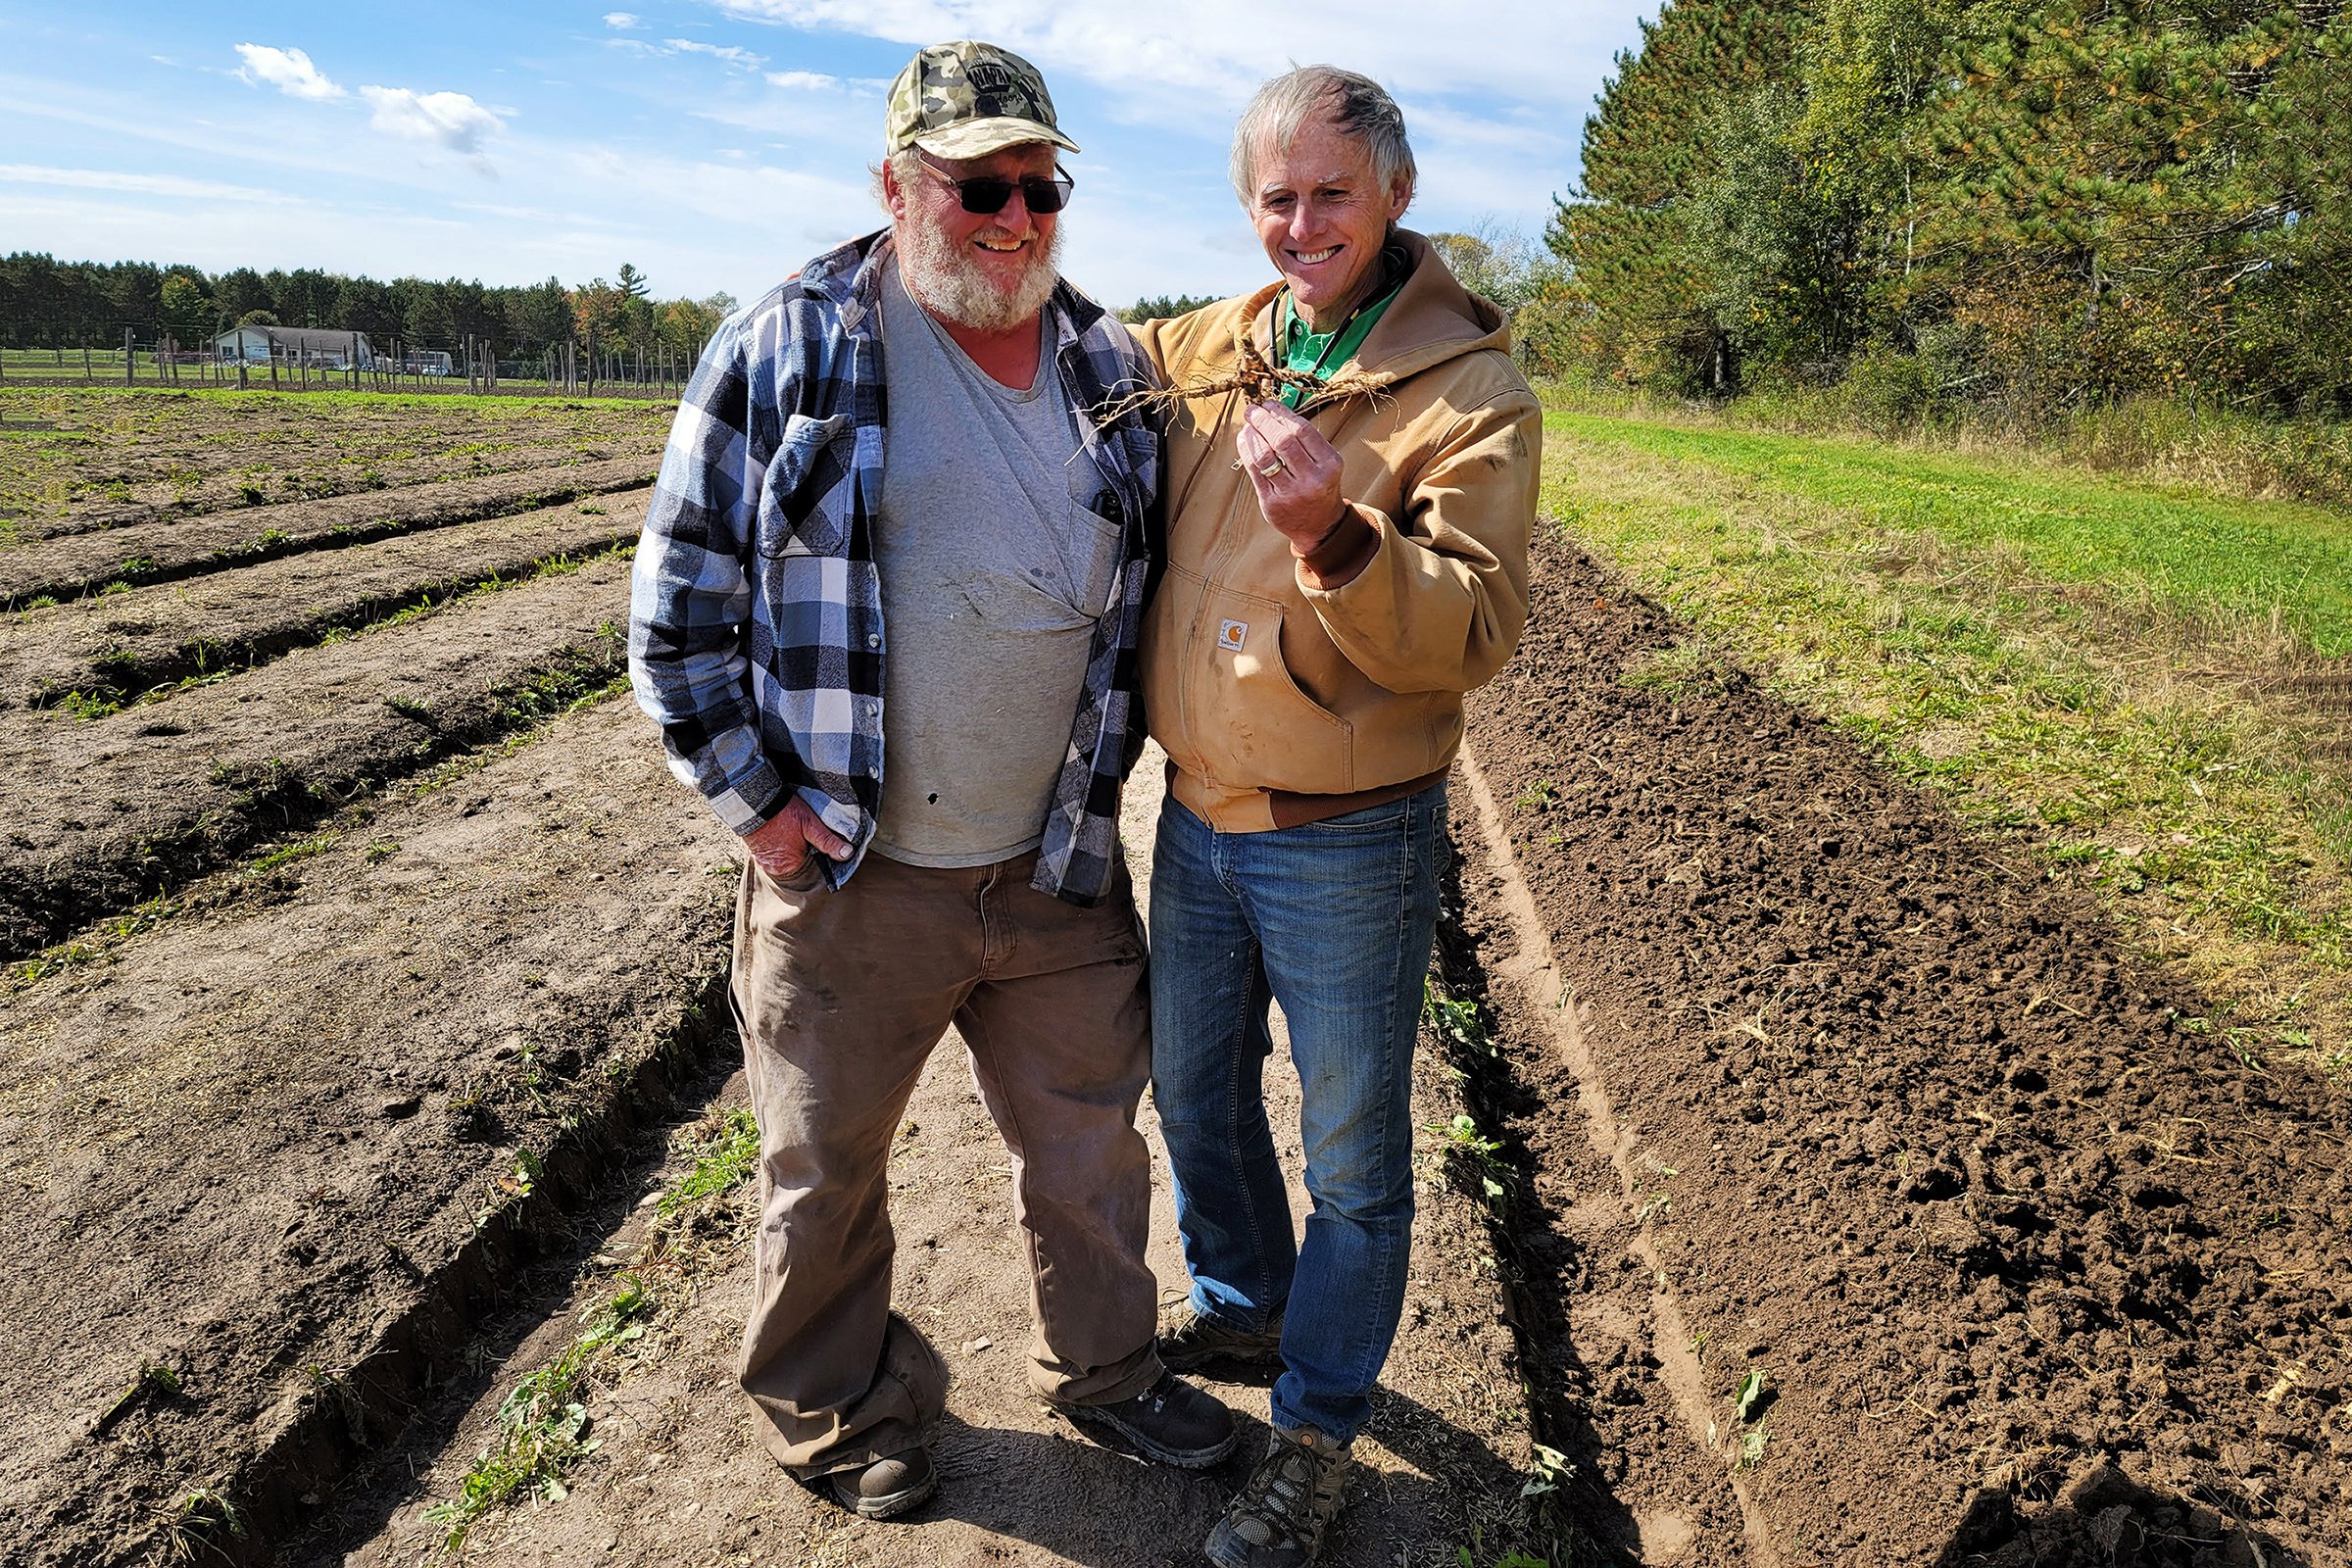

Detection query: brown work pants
(730, 848), (1162, 1476)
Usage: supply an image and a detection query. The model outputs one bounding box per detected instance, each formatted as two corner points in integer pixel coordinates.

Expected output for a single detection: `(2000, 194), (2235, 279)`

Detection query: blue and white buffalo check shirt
(627, 230), (1160, 906)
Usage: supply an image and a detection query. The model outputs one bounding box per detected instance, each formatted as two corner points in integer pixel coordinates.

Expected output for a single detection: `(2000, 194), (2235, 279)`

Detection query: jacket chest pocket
(761, 413), (855, 558)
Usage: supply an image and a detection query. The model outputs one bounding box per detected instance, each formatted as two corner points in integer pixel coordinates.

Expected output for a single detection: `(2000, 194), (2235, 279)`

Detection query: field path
(318, 753), (1537, 1568)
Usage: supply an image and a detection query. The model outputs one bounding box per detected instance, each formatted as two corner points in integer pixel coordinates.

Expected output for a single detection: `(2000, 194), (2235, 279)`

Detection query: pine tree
(1550, 0), (1809, 391)
(1928, 0), (2352, 410)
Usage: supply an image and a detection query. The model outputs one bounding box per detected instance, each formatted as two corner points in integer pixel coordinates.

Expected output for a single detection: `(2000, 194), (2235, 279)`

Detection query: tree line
(0, 253), (735, 360)
(1544, 0), (2352, 420)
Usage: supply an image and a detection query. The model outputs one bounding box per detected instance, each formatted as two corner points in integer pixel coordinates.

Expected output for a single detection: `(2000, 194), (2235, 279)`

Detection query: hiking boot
(1058, 1371), (1240, 1467)
(1156, 1299), (1285, 1373)
(824, 1446), (935, 1520)
(1204, 1423), (1352, 1568)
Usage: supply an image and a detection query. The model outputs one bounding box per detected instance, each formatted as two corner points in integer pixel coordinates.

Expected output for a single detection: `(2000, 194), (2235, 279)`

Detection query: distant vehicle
(210, 325), (377, 370)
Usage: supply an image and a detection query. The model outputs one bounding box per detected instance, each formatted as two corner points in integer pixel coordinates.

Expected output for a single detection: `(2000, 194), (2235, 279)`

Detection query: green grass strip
(1546, 412), (2352, 658)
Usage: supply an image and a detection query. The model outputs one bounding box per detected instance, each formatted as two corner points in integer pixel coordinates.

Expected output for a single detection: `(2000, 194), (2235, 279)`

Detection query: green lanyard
(1273, 278), (1399, 410)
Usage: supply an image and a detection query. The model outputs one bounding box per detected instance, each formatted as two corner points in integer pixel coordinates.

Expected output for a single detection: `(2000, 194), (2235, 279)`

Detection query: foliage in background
(1118, 292), (1224, 323)
(0, 252), (735, 360)
(1549, 0), (2352, 426)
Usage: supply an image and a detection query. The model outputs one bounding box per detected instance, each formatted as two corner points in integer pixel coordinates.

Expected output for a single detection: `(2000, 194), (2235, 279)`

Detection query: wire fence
(0, 329), (704, 401)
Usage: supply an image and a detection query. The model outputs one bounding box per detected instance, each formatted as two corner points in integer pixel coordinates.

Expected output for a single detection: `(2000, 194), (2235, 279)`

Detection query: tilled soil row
(0, 698), (742, 1568)
(17, 405), (664, 537)
(0, 456), (657, 609)
(0, 559), (637, 960)
(1436, 808), (1765, 1568)
(0, 489), (651, 709)
(1455, 535), (2351, 1565)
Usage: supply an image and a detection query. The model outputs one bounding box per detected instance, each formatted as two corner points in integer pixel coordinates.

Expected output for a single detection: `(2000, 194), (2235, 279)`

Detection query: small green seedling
(1521, 1441), (1575, 1498)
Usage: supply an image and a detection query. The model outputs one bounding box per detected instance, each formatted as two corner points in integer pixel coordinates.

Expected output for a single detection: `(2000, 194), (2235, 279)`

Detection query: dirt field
(1449, 535), (2351, 1566)
(6, 391), (2346, 1568)
(0, 388), (667, 537)
(302, 759), (1534, 1568)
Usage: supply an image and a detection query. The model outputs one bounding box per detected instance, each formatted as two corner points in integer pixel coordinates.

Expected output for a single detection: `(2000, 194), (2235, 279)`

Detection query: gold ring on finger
(1257, 458), (1286, 477)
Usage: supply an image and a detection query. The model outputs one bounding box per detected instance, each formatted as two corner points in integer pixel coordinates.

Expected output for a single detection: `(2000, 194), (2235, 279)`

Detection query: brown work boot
(824, 1446), (935, 1520)
(1204, 1423), (1352, 1567)
(1156, 1298), (1285, 1372)
(1058, 1370), (1240, 1467)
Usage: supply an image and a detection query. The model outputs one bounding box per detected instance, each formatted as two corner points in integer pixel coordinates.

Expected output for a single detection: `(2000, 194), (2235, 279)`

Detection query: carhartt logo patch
(1217, 619), (1249, 653)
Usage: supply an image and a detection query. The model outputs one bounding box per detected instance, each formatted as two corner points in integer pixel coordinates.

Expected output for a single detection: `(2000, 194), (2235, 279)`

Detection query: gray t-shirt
(870, 260), (1120, 867)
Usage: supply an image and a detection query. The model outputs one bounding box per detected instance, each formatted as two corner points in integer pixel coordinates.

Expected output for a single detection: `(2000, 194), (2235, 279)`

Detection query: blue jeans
(1149, 783), (1447, 1443)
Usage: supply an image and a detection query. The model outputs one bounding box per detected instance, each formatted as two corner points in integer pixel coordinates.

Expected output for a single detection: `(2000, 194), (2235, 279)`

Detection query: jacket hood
(1233, 226), (1512, 387)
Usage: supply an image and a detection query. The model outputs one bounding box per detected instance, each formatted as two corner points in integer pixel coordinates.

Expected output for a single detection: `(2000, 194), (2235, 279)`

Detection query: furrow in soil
(1458, 534), (2348, 1565)
(0, 556), (638, 960)
(0, 490), (650, 709)
(0, 456), (656, 609)
(1444, 748), (1770, 1568)
(0, 697), (740, 1568)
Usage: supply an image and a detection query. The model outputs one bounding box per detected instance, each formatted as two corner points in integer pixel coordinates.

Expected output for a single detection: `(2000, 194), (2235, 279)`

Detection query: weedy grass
(423, 1272), (653, 1549)
(658, 1105), (760, 1217)
(160, 1486), (244, 1563)
(427, 1106), (763, 1549)
(1544, 409), (2352, 1079)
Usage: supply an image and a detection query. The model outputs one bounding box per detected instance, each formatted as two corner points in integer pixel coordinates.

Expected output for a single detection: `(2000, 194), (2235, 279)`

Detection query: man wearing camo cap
(629, 39), (1234, 1520)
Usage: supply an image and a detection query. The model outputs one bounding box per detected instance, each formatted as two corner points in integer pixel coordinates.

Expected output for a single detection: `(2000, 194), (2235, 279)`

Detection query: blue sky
(1, 2), (1648, 310)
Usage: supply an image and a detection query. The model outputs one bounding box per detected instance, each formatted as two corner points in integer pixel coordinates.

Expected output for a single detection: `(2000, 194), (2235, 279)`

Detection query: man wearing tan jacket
(1128, 66), (1539, 1568)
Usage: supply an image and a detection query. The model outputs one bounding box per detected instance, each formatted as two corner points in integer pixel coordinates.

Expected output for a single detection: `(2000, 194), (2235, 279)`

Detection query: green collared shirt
(1274, 278), (1400, 409)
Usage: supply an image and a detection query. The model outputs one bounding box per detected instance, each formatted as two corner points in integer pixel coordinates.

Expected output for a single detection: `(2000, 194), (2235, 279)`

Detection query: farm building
(211, 324), (377, 369)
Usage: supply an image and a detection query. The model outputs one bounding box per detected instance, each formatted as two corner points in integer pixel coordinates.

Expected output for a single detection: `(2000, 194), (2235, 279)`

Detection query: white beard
(895, 215), (1062, 333)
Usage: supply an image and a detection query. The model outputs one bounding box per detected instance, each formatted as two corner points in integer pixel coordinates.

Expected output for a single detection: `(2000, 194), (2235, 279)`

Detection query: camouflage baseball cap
(886, 40), (1079, 160)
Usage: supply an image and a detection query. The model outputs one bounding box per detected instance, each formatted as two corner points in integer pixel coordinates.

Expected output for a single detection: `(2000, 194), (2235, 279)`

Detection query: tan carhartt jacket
(1131, 229), (1541, 832)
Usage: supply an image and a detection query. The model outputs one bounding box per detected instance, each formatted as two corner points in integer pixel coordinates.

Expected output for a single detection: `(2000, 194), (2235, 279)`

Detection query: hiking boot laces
(1215, 1426), (1350, 1562)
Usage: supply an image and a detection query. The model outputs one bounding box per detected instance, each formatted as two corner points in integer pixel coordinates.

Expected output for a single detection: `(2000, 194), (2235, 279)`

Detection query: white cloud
(233, 44), (344, 101)
(604, 11), (644, 25)
(763, 69), (841, 90)
(707, 0), (1624, 110)
(359, 86), (509, 155)
(0, 164), (298, 205)
(665, 37), (765, 70)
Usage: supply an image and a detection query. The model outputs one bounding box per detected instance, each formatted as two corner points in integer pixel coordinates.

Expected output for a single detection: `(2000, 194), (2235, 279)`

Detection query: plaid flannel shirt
(627, 230), (1159, 906)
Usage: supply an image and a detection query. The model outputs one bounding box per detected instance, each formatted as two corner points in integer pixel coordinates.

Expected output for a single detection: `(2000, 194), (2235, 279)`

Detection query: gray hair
(870, 148), (920, 211)
(1228, 67), (1417, 211)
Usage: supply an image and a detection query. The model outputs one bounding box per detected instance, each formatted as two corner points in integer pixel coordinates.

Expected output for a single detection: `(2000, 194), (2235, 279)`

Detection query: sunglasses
(915, 153), (1075, 216)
